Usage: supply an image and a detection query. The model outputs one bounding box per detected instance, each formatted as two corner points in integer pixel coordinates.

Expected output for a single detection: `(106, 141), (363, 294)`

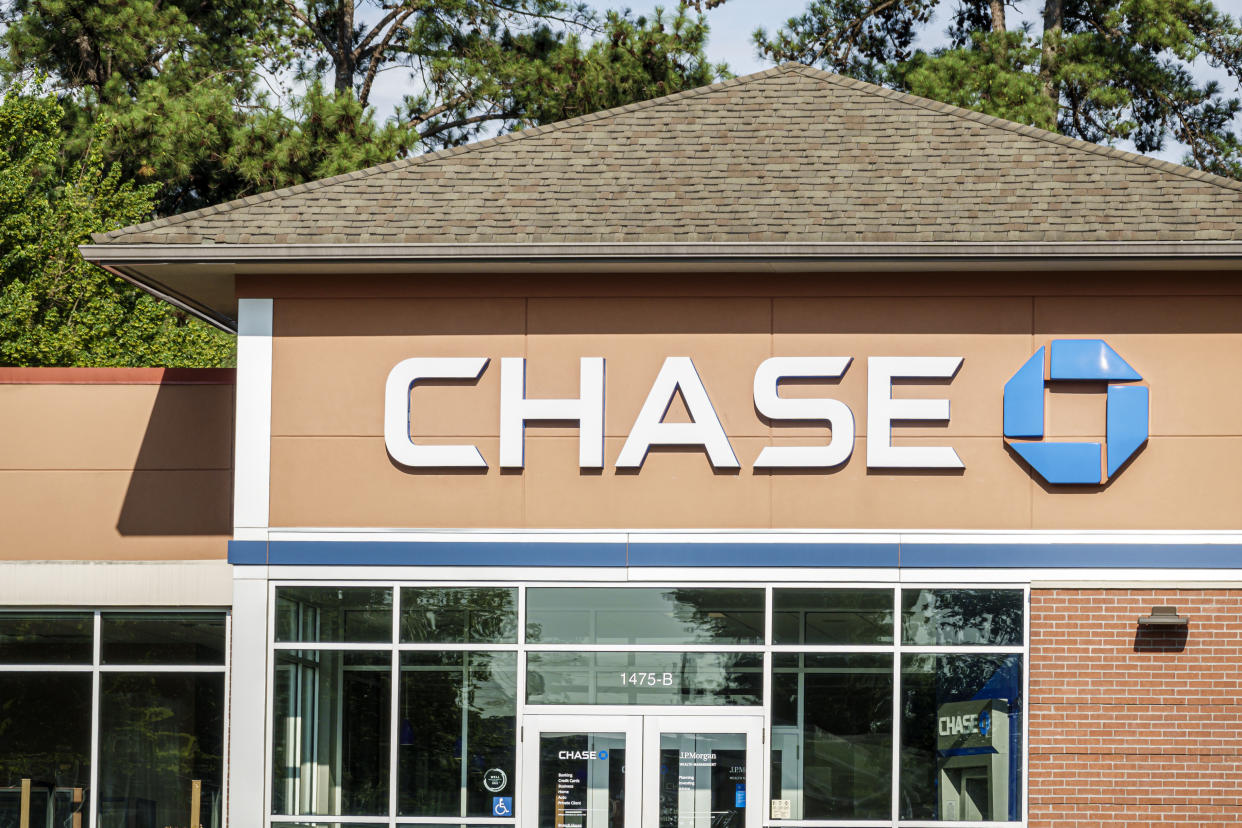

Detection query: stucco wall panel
(0, 373), (232, 562)
(1035, 295), (1242, 437)
(521, 435), (772, 529)
(265, 279), (1242, 530)
(526, 296), (772, 439)
(0, 469), (230, 561)
(269, 435), (523, 527)
(271, 297), (525, 437)
(768, 436), (1032, 529)
(1028, 436), (1242, 530)
(772, 296), (1034, 438)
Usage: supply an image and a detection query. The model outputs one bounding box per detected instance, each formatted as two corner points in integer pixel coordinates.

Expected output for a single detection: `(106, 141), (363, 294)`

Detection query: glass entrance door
(522, 715), (762, 828)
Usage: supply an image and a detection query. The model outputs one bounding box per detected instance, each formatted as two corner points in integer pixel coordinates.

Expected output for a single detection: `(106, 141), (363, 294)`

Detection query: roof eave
(80, 240), (1242, 334)
(80, 240), (1242, 265)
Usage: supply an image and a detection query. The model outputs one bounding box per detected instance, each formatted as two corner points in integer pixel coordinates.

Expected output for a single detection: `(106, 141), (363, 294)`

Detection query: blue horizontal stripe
(267, 540), (626, 567)
(227, 540), (267, 565)
(627, 542), (899, 567)
(226, 539), (1242, 569)
(900, 543), (1242, 568)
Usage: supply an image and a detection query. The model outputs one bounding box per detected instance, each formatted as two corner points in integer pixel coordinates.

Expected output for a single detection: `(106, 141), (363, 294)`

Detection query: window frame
(263, 579), (1029, 828)
(0, 607), (231, 828)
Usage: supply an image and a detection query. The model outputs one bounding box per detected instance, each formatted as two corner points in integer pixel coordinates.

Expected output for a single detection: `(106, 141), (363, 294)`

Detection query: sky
(584, 0), (1242, 165)
(365, 0), (1242, 167)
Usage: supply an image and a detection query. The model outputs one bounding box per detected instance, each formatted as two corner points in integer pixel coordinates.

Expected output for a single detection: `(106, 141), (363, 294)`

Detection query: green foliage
(755, 0), (1242, 179)
(496, 7), (730, 128)
(900, 31), (1057, 129)
(227, 81), (420, 192)
(219, 2), (727, 192)
(0, 82), (234, 367)
(1, 0), (288, 213)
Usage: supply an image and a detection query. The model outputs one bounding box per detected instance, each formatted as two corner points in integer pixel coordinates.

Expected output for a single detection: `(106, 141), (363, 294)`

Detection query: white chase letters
(384, 357), (490, 467)
(866, 356), (964, 469)
(499, 357), (605, 468)
(615, 356), (739, 469)
(753, 356), (855, 469)
(384, 355), (964, 471)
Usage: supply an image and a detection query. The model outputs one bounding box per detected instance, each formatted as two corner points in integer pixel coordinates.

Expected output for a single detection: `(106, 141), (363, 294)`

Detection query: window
(271, 587), (519, 824)
(266, 583), (1025, 827)
(0, 610), (228, 828)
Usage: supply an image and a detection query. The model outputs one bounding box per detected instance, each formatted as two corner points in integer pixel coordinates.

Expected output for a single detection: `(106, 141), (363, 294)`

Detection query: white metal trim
(234, 297), (273, 534)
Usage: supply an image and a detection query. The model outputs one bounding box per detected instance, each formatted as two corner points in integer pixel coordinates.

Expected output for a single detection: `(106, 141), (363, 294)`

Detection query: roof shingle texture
(95, 63), (1242, 245)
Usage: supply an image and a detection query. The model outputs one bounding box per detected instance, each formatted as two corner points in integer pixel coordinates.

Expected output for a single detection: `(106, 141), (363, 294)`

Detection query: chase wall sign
(1003, 340), (1149, 485)
(384, 344), (1150, 482)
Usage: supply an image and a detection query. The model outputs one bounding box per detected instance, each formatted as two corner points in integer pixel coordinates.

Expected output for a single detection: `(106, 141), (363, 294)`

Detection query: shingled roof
(93, 63), (1242, 247)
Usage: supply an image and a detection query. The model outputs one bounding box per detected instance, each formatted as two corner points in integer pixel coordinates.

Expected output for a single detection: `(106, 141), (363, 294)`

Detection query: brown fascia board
(79, 240), (1242, 333)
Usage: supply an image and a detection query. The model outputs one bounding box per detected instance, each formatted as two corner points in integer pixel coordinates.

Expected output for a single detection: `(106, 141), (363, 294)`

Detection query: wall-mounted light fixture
(1137, 606), (1188, 626)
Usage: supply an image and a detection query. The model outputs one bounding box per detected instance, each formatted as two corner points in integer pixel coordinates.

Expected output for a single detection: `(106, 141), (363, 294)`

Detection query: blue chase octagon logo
(1003, 340), (1149, 485)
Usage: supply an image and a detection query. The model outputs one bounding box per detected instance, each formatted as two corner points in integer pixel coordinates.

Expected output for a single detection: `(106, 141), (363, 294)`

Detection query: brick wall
(1029, 589), (1242, 827)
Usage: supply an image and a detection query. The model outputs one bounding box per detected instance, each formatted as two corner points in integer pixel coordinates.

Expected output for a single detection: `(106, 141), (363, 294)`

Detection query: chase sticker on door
(1003, 339), (1149, 485)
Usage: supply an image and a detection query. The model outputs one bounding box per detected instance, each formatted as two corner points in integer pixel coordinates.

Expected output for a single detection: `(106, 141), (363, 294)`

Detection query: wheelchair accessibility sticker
(493, 797), (513, 817)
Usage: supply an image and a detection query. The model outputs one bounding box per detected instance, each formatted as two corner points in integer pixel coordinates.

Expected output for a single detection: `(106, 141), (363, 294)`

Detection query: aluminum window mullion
(389, 582), (401, 825)
(762, 584), (773, 823)
(891, 586), (901, 828)
(522, 643), (766, 652)
(89, 610), (101, 828)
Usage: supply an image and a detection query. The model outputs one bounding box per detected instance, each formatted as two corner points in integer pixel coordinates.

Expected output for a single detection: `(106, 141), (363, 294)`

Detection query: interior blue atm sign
(1003, 340), (1149, 485)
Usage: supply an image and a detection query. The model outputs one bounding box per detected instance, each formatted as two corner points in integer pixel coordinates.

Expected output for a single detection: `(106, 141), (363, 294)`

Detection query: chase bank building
(5, 63), (1242, 828)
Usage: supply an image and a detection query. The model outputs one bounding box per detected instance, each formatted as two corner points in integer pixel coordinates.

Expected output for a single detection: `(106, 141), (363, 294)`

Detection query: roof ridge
(785, 63), (1242, 196)
(93, 63), (801, 243)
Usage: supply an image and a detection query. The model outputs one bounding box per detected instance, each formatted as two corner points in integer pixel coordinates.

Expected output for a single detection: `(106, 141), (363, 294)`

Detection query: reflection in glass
(0, 672), (91, 827)
(272, 650), (391, 816)
(772, 590), (893, 645)
(900, 654), (1023, 821)
(275, 588), (393, 643)
(901, 590), (1023, 646)
(401, 588), (517, 644)
(0, 612), (93, 663)
(97, 673), (224, 828)
(398, 652), (517, 817)
(538, 733), (625, 828)
(769, 653), (891, 820)
(527, 652), (762, 706)
(658, 732), (745, 828)
(101, 612), (226, 665)
(526, 589), (763, 645)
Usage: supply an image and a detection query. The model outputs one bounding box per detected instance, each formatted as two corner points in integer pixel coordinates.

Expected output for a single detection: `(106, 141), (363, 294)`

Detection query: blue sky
(362, 0), (1242, 166)
(582, 0), (1242, 164)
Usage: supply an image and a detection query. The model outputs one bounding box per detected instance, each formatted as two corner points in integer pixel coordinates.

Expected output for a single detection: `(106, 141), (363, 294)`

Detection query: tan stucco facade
(258, 272), (1242, 531)
(0, 370), (233, 562)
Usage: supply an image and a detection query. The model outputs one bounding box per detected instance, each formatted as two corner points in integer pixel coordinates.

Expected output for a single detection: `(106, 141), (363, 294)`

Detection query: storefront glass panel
(271, 650), (391, 817)
(100, 612), (227, 665)
(526, 652), (762, 706)
(0, 612), (93, 663)
(400, 587), (517, 644)
(657, 732), (746, 828)
(398, 651), (517, 817)
(899, 653), (1024, 821)
(0, 672), (92, 828)
(526, 589), (763, 645)
(97, 673), (224, 828)
(770, 653), (892, 820)
(901, 589), (1024, 646)
(275, 588), (393, 643)
(772, 589), (894, 645)
(537, 732), (626, 828)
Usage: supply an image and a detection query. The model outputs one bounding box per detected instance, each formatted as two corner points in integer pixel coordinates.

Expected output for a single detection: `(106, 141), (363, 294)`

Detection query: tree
(755, 0), (1242, 178)
(223, 3), (727, 191)
(0, 0), (288, 215)
(0, 82), (234, 367)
